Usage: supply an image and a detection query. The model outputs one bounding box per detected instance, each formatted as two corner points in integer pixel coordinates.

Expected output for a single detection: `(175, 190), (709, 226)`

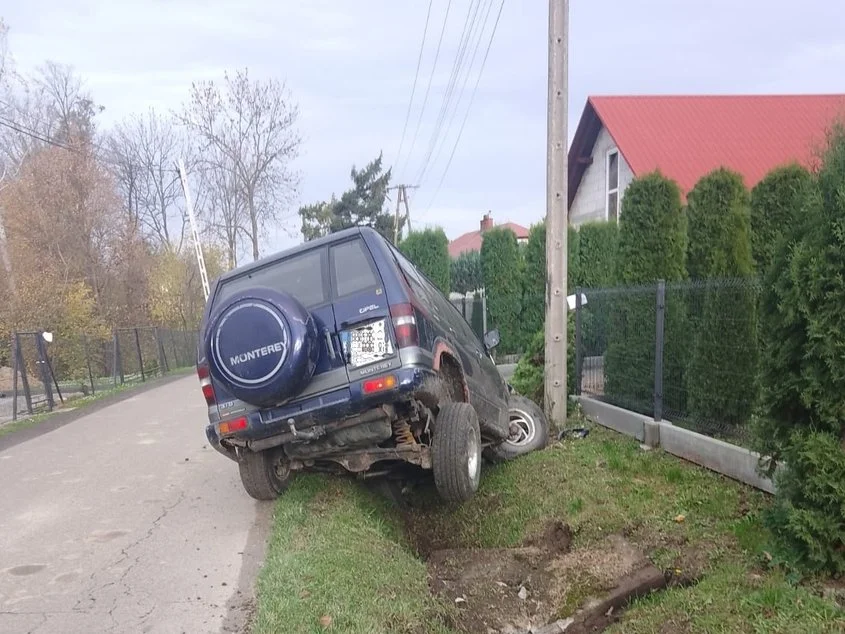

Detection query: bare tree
(180, 68), (301, 261)
(196, 150), (246, 268)
(108, 110), (188, 250)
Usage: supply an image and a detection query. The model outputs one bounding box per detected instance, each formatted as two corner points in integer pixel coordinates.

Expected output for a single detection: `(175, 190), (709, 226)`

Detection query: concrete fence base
(576, 395), (777, 494)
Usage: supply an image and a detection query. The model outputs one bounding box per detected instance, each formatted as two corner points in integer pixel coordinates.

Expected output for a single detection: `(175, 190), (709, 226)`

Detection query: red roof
(569, 94), (845, 204)
(448, 222), (529, 258)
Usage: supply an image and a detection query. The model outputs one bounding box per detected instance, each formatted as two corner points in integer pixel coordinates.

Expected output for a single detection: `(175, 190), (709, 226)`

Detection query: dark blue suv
(198, 227), (547, 503)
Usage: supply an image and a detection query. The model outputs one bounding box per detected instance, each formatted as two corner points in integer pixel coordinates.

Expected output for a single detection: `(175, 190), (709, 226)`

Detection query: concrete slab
(575, 396), (649, 442)
(659, 422), (775, 494)
(0, 376), (271, 634)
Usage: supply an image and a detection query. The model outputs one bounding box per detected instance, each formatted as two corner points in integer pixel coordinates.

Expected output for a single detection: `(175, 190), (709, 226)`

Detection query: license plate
(345, 319), (393, 368)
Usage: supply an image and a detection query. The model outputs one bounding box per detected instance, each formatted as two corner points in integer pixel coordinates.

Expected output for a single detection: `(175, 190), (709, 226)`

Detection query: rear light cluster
(362, 374), (397, 395)
(390, 303), (419, 348)
(197, 364), (216, 406)
(218, 417), (247, 436)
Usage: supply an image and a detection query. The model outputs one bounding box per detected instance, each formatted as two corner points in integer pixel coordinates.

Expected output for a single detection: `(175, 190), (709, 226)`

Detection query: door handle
(324, 330), (336, 360)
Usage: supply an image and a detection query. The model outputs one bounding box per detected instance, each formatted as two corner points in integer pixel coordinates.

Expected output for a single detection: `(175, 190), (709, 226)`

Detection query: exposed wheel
(485, 394), (548, 462)
(432, 402), (481, 503)
(238, 449), (291, 500)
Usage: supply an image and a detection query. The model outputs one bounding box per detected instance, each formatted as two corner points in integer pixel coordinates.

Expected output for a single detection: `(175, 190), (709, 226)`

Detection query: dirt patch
(425, 521), (672, 634)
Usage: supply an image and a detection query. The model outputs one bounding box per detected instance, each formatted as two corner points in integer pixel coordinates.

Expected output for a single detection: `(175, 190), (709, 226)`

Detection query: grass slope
(254, 423), (844, 634)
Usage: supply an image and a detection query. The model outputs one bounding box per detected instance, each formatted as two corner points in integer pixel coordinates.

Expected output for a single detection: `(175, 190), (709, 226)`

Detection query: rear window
(216, 248), (327, 307)
(331, 239), (379, 297)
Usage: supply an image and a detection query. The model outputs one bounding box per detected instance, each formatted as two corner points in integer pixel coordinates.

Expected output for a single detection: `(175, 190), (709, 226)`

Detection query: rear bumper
(206, 365), (434, 460)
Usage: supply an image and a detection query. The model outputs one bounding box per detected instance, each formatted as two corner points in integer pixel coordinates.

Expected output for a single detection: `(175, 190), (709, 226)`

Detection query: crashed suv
(198, 226), (547, 502)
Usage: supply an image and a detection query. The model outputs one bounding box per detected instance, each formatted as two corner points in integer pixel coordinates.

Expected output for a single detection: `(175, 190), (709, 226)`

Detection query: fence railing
(574, 277), (761, 447)
(1, 328), (198, 424)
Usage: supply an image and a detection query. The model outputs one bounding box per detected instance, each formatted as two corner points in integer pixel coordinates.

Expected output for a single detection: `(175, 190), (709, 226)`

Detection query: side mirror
(483, 329), (500, 351)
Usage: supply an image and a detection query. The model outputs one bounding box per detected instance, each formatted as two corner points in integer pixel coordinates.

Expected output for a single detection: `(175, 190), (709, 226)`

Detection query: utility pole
(0, 170), (15, 294)
(544, 0), (569, 426)
(176, 158), (210, 300)
(389, 184), (419, 242)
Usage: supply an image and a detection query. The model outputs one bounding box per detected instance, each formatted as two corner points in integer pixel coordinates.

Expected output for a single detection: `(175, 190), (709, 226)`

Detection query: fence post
(35, 335), (55, 412)
(654, 280), (666, 422)
(113, 331), (124, 386)
(155, 328), (168, 374)
(481, 290), (488, 335)
(134, 328), (145, 382)
(575, 287), (583, 396)
(82, 335), (95, 395)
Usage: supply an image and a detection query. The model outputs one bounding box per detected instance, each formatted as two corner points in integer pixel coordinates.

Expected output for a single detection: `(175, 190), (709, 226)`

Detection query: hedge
(605, 172), (687, 413)
(577, 221), (618, 289)
(450, 250), (482, 295)
(757, 130), (845, 576)
(399, 228), (450, 295)
(750, 164), (814, 274)
(480, 227), (522, 354)
(685, 168), (757, 427)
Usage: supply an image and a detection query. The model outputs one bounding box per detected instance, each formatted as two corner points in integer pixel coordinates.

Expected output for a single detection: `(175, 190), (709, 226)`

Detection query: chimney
(480, 212), (493, 233)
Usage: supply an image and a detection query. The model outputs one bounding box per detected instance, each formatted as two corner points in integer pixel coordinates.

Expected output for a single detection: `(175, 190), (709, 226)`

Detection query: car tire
(484, 394), (549, 462)
(432, 402), (481, 504)
(238, 449), (291, 501)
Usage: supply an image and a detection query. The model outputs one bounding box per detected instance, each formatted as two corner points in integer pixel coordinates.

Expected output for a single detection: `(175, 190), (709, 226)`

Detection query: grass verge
(254, 420), (844, 633)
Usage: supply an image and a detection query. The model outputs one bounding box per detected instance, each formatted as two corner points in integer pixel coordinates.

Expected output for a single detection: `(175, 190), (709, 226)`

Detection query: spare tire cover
(204, 287), (319, 406)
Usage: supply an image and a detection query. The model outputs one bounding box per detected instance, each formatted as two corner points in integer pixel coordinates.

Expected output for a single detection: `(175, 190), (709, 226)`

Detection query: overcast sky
(4, 0), (845, 252)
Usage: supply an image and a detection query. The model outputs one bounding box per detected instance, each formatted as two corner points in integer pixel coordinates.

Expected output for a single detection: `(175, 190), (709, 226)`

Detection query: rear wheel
(238, 449), (291, 500)
(432, 402), (481, 503)
(485, 394), (549, 462)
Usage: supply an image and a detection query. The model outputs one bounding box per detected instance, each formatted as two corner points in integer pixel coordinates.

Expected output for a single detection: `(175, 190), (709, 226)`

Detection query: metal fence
(575, 278), (761, 446)
(1, 328), (198, 424)
(449, 291), (487, 340)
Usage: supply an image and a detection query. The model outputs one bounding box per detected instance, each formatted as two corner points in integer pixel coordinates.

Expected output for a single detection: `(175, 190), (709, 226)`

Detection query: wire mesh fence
(575, 278), (760, 447)
(0, 328), (199, 424)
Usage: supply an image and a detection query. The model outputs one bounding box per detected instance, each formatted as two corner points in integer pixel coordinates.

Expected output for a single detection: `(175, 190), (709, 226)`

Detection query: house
(568, 94), (845, 226)
(448, 212), (529, 258)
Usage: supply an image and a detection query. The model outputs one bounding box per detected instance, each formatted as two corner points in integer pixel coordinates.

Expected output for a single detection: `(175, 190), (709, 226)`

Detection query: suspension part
(392, 419), (416, 446)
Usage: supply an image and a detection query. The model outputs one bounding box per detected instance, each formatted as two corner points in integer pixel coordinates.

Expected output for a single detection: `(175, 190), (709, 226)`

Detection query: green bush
(481, 227), (522, 355)
(577, 222), (618, 288)
(750, 164), (814, 274)
(759, 125), (845, 577)
(605, 173), (687, 413)
(754, 172), (818, 461)
(510, 313), (575, 408)
(450, 250), (482, 295)
(765, 431), (845, 576)
(399, 228), (450, 295)
(519, 223), (581, 350)
(685, 168), (757, 427)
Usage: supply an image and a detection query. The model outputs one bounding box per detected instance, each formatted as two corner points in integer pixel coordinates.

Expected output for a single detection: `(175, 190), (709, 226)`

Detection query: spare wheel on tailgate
(205, 287), (319, 406)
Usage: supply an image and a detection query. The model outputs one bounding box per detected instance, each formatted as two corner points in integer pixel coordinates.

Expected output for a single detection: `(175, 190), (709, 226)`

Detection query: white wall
(569, 125), (634, 226)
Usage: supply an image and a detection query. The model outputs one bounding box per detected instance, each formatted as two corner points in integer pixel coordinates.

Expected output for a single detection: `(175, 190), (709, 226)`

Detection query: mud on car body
(198, 226), (548, 503)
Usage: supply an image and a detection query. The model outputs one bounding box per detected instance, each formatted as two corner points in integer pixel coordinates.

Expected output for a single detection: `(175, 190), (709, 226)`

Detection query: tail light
(197, 363), (216, 406)
(390, 303), (419, 348)
(362, 374), (397, 395)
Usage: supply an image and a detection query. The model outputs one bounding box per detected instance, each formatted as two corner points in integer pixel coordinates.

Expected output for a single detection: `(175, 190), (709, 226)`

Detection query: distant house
(568, 94), (845, 226)
(448, 212), (529, 258)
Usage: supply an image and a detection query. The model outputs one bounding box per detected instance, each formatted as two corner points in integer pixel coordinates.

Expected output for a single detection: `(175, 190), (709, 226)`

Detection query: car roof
(217, 226), (383, 284)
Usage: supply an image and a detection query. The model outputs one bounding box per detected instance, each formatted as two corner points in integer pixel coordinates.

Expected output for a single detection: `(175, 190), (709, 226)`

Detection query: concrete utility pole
(0, 170), (15, 293)
(176, 158), (210, 300)
(389, 184), (418, 242)
(544, 0), (569, 426)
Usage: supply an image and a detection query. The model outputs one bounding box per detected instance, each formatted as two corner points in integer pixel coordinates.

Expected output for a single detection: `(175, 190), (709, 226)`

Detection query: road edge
(0, 369), (194, 453)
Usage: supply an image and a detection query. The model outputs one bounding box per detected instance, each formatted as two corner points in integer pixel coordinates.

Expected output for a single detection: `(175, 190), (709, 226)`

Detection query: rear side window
(331, 239), (379, 297)
(216, 248), (327, 307)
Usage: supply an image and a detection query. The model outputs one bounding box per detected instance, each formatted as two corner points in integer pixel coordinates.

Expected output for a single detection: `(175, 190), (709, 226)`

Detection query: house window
(606, 149), (619, 222)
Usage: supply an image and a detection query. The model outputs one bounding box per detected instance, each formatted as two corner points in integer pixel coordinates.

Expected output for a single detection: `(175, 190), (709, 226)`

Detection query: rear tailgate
(327, 238), (401, 382)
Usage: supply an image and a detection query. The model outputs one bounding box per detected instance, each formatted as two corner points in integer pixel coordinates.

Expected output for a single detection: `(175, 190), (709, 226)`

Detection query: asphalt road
(0, 376), (270, 634)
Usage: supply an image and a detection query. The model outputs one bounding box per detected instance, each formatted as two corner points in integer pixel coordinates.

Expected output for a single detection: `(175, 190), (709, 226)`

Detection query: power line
(415, 0), (493, 185)
(422, 0), (506, 216)
(396, 0), (453, 181)
(392, 0), (434, 173)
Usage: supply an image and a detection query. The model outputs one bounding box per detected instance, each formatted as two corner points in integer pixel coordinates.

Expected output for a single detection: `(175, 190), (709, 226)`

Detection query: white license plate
(347, 319), (393, 368)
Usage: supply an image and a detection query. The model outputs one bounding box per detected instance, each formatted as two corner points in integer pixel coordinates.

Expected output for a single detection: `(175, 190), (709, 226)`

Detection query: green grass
(253, 476), (456, 634)
(254, 421), (844, 634)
